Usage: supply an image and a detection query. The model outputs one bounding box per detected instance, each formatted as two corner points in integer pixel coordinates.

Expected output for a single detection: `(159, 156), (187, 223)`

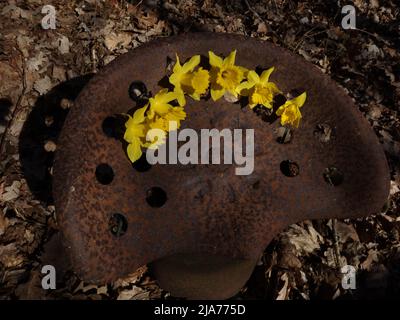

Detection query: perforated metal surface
(53, 33), (390, 298)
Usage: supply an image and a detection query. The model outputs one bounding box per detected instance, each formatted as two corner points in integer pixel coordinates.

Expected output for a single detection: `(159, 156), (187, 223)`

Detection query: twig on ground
(332, 219), (343, 269)
(0, 47), (27, 155)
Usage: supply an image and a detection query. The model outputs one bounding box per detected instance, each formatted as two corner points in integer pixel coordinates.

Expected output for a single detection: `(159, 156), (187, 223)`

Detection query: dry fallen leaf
(117, 286), (149, 300)
(104, 32), (132, 51)
(113, 266), (147, 289)
(390, 180), (400, 195)
(276, 273), (290, 300)
(257, 22), (268, 33)
(361, 249), (379, 271)
(97, 286), (108, 295)
(2, 181), (21, 202)
(282, 223), (324, 255)
(52, 65), (67, 82)
(335, 221), (360, 243)
(54, 36), (70, 55)
(0, 243), (24, 268)
(27, 52), (47, 72)
(34, 76), (53, 95)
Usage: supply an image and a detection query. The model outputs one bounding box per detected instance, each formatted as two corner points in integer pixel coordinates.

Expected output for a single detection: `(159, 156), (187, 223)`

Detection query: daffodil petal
(156, 89), (177, 104)
(176, 90), (186, 106)
(124, 126), (135, 143)
(124, 124), (144, 142)
(269, 82), (282, 94)
(260, 67), (275, 83)
(209, 51), (223, 67)
(132, 105), (148, 124)
(239, 66), (249, 77)
(147, 108), (155, 119)
(292, 92), (307, 108)
(247, 70), (260, 84)
(189, 93), (201, 101)
(173, 54), (182, 73)
(169, 73), (180, 86)
(181, 55), (200, 73)
(224, 50), (237, 66)
(127, 139), (143, 163)
(211, 88), (225, 101)
(124, 115), (133, 128)
(236, 81), (254, 95)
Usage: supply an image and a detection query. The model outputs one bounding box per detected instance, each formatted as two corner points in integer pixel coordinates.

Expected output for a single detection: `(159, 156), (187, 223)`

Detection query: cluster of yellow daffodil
(124, 89), (186, 163)
(206, 50), (307, 128)
(124, 50), (307, 163)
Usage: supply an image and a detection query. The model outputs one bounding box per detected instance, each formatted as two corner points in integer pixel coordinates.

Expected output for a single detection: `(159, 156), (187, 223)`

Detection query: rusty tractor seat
(53, 33), (390, 299)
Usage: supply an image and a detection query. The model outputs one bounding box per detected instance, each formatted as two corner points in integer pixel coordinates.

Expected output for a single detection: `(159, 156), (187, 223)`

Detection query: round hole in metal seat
(109, 213), (128, 237)
(95, 163), (114, 185)
(280, 160), (300, 177)
(146, 187), (167, 208)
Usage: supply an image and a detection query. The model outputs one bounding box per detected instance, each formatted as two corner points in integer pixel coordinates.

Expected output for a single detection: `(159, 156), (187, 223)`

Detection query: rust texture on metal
(53, 33), (390, 298)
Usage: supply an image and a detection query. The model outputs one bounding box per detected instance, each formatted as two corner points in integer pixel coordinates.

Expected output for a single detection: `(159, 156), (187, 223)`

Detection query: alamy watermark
(341, 265), (356, 290)
(341, 5), (356, 30)
(41, 5), (56, 30)
(145, 121), (254, 176)
(40, 3), (358, 32)
(41, 265), (56, 290)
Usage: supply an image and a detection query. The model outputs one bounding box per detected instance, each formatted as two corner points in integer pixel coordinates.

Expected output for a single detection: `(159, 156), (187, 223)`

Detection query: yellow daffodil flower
(147, 89), (178, 119)
(169, 55), (210, 106)
(145, 104), (187, 149)
(124, 105), (148, 162)
(236, 67), (281, 109)
(209, 50), (247, 101)
(147, 88), (186, 131)
(164, 106), (187, 129)
(144, 107), (186, 149)
(148, 106), (186, 133)
(276, 92), (307, 128)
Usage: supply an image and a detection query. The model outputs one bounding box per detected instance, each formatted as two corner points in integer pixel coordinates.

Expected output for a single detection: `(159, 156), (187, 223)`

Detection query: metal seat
(53, 33), (390, 299)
